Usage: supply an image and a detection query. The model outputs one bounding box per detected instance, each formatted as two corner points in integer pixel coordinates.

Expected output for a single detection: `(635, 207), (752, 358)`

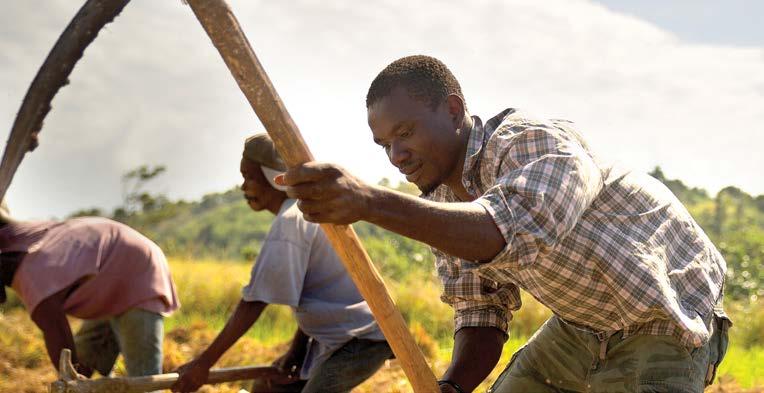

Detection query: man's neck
(267, 194), (288, 215)
(444, 113), (475, 201)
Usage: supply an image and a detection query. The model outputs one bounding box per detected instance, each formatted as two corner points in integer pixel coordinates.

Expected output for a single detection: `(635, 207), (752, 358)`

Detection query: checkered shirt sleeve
(473, 121), (604, 266)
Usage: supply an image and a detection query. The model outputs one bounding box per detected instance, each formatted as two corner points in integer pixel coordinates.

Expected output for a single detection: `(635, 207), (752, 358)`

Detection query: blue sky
(1, 0), (763, 220)
(596, 0), (764, 46)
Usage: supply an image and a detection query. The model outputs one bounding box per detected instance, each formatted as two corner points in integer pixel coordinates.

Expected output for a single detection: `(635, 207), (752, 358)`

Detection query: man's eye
(400, 129), (413, 138)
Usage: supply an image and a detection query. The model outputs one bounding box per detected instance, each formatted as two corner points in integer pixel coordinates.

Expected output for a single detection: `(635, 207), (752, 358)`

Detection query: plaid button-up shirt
(427, 108), (727, 348)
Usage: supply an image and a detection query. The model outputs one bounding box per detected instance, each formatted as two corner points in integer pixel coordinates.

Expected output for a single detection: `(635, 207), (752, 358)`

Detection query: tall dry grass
(0, 258), (762, 392)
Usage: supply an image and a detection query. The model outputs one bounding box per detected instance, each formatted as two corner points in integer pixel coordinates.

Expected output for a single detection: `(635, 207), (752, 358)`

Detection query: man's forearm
(197, 300), (267, 366)
(39, 316), (77, 370)
(365, 185), (505, 262)
(442, 327), (505, 392)
(31, 289), (79, 370)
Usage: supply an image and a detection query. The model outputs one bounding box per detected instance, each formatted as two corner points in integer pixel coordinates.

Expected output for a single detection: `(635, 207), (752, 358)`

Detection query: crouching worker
(0, 204), (180, 378)
(172, 133), (392, 393)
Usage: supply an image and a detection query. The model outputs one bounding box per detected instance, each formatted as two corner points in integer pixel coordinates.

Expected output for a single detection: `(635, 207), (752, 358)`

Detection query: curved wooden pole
(0, 0), (130, 201)
(185, 1), (439, 392)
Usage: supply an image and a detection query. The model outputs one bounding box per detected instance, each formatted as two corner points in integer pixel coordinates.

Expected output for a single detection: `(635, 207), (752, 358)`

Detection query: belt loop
(595, 331), (614, 361)
(598, 338), (607, 361)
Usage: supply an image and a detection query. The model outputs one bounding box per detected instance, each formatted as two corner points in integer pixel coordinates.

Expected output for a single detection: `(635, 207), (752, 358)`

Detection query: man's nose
(389, 141), (410, 167)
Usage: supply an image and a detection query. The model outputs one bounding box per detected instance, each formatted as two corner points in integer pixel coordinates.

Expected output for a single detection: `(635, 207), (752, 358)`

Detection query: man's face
(367, 87), (462, 195)
(240, 158), (277, 212)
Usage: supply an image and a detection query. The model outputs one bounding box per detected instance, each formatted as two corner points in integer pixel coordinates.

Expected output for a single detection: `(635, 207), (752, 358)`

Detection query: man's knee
(74, 319), (120, 376)
(112, 309), (164, 376)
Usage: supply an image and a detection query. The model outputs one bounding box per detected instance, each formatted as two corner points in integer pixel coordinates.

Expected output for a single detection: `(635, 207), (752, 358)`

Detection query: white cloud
(1, 0), (762, 219)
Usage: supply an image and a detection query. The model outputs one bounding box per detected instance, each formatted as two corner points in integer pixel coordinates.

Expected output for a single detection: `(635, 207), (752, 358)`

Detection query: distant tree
(121, 165), (167, 215)
(649, 166), (708, 204)
(756, 195), (764, 214)
(67, 164), (764, 300)
(714, 190), (727, 238)
(68, 207), (104, 218)
(112, 207), (128, 222)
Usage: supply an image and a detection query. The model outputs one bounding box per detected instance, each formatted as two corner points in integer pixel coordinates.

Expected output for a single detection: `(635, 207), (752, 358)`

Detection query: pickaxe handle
(50, 349), (288, 393)
(185, 1), (439, 392)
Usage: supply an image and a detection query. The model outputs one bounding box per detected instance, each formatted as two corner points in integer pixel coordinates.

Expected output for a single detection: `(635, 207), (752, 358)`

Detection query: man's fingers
(297, 199), (310, 211)
(287, 180), (340, 201)
(297, 199), (341, 216)
(175, 380), (200, 393)
(302, 210), (340, 223)
(302, 211), (323, 223)
(282, 162), (342, 186)
(286, 183), (314, 200)
(302, 209), (353, 225)
(171, 365), (203, 393)
(171, 377), (191, 393)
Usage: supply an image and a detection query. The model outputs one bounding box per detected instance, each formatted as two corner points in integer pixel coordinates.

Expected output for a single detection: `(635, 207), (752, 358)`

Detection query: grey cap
(243, 133), (287, 171)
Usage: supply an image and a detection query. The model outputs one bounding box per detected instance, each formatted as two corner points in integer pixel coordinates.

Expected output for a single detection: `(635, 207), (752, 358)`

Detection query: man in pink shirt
(0, 205), (179, 379)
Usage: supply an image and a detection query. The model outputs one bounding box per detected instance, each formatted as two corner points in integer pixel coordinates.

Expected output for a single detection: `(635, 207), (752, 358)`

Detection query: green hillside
(74, 167), (763, 302)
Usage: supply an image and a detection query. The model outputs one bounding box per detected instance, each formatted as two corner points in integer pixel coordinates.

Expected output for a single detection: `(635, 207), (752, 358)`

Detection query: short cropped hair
(366, 55), (464, 110)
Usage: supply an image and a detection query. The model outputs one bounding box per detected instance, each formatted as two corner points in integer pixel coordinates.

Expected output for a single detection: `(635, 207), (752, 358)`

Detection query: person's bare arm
(172, 300), (268, 393)
(365, 184), (505, 262)
(441, 327), (506, 392)
(278, 163), (505, 262)
(30, 287), (91, 376)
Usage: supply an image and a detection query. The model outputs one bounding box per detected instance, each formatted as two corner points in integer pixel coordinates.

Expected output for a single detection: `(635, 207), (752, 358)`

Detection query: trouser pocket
(705, 315), (731, 386)
(487, 344), (527, 393)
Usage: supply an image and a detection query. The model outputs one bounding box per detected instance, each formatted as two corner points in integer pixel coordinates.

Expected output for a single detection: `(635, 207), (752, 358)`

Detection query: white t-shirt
(242, 199), (385, 379)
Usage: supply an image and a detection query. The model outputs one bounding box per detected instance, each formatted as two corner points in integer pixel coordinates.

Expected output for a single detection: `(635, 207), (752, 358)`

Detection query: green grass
(717, 345), (764, 387)
(166, 258), (298, 345)
(164, 307), (297, 346)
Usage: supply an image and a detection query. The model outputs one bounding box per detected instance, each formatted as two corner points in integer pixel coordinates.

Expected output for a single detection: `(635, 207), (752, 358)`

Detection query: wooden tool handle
(185, 1), (439, 392)
(53, 349), (289, 393)
(53, 367), (286, 392)
(120, 366), (289, 392)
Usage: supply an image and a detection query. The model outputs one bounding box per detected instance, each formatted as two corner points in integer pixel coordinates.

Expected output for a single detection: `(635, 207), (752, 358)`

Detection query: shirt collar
(425, 109), (516, 202)
(461, 115), (486, 187)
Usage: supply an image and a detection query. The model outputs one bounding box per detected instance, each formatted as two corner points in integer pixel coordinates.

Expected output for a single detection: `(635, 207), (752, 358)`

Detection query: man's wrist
(196, 351), (217, 368)
(363, 184), (386, 223)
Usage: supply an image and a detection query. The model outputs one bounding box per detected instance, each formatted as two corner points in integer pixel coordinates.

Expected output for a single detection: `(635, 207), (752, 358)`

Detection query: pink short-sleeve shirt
(2, 217), (179, 319)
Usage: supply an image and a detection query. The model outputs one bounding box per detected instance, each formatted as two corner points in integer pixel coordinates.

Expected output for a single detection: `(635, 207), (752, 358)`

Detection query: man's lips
(402, 164), (423, 182)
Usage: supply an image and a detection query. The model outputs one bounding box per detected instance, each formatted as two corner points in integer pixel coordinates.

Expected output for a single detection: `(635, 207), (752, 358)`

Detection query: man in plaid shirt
(277, 55), (730, 392)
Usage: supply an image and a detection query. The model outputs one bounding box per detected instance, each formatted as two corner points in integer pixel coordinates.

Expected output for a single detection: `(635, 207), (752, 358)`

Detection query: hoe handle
(186, 1), (439, 392)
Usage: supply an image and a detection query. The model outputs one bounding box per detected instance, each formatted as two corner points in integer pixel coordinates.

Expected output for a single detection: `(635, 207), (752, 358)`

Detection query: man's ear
(445, 94), (466, 128)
